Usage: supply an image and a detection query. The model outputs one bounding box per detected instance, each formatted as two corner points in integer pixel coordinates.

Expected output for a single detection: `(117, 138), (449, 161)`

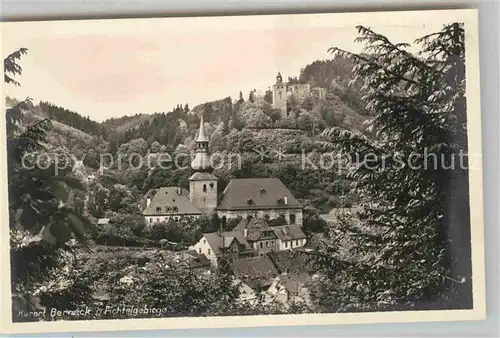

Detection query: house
(272, 224), (307, 250)
(233, 218), (307, 255)
(142, 187), (202, 225)
(266, 272), (312, 305)
(141, 115), (304, 227)
(233, 218), (278, 256)
(189, 231), (254, 268)
(190, 218), (308, 267)
(231, 256), (280, 292)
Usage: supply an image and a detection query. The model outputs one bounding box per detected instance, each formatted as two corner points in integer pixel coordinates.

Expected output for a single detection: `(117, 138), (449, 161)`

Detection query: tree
(314, 23), (470, 311)
(264, 87), (273, 104)
(238, 91), (245, 104)
(6, 48), (93, 319)
(248, 90), (255, 103)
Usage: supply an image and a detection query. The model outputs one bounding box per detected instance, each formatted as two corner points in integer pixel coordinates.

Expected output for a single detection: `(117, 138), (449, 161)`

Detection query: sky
(1, 11), (449, 122)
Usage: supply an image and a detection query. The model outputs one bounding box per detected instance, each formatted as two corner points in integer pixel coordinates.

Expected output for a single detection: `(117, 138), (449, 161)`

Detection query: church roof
(142, 187), (202, 216)
(217, 178), (301, 210)
(196, 114), (209, 142)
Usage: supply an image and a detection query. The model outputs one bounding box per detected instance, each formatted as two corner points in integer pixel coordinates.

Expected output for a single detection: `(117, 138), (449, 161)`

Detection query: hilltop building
(272, 72), (326, 118)
(141, 115), (303, 227)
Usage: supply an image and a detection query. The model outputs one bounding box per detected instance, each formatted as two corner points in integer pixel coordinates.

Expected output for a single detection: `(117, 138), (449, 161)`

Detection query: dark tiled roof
(234, 218), (276, 242)
(189, 172), (218, 181)
(142, 187), (202, 216)
(232, 256), (279, 289)
(267, 250), (317, 274)
(272, 224), (307, 241)
(279, 272), (311, 294)
(203, 231), (251, 256)
(217, 178), (301, 210)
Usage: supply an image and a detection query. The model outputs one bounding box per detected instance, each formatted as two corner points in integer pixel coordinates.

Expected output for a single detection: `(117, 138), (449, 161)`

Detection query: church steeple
(191, 114), (212, 172)
(196, 114), (209, 143)
(189, 114), (218, 214)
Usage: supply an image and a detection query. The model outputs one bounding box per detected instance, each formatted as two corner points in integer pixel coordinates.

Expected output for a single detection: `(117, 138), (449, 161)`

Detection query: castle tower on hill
(189, 114), (218, 214)
(272, 72), (326, 119)
(272, 72), (287, 117)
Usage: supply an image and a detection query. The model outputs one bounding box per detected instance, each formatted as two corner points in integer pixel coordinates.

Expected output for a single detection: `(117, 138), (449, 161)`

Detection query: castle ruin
(271, 72), (326, 118)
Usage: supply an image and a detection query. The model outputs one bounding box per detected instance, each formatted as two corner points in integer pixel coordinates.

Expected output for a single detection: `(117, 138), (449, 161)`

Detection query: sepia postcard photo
(0, 8), (486, 334)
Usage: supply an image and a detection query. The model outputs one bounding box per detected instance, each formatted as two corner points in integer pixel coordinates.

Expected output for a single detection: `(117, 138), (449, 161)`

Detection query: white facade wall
(276, 238), (307, 251)
(144, 214), (201, 225)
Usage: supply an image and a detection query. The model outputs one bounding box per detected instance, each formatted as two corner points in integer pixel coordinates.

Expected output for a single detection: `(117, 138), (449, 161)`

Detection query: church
(141, 115), (304, 227)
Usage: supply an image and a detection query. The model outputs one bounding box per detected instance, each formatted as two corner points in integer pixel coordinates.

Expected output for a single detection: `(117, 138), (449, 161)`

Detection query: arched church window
(209, 182), (214, 189)
(203, 184), (207, 192)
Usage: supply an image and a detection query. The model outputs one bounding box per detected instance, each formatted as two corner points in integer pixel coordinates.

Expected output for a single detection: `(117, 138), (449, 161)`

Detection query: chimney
(146, 198), (151, 208)
(244, 228), (248, 238)
(284, 196), (288, 205)
(177, 187), (181, 195)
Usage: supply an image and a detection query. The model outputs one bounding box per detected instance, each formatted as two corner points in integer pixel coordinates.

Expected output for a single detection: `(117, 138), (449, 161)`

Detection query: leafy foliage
(6, 49), (94, 317)
(315, 23), (471, 311)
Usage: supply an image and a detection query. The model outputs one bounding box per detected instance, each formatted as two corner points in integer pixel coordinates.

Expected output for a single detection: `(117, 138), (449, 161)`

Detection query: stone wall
(189, 179), (218, 214)
(288, 84), (310, 101)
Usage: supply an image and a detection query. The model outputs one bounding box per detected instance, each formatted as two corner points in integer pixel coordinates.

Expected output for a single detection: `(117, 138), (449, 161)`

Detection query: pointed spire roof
(196, 114), (209, 142)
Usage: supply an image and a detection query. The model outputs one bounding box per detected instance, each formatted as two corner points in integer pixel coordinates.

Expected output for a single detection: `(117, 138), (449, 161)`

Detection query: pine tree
(248, 90), (255, 103)
(264, 87), (273, 104)
(313, 23), (471, 311)
(238, 91), (244, 104)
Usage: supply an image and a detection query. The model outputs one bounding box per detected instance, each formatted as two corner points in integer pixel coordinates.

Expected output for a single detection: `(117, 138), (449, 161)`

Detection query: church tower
(189, 114), (218, 214)
(272, 72), (287, 118)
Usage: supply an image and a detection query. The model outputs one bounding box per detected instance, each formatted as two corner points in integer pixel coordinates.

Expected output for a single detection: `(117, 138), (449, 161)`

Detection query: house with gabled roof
(190, 217), (308, 268)
(142, 186), (202, 225)
(233, 218), (278, 256)
(231, 256), (280, 291)
(272, 224), (307, 250)
(189, 230), (254, 268)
